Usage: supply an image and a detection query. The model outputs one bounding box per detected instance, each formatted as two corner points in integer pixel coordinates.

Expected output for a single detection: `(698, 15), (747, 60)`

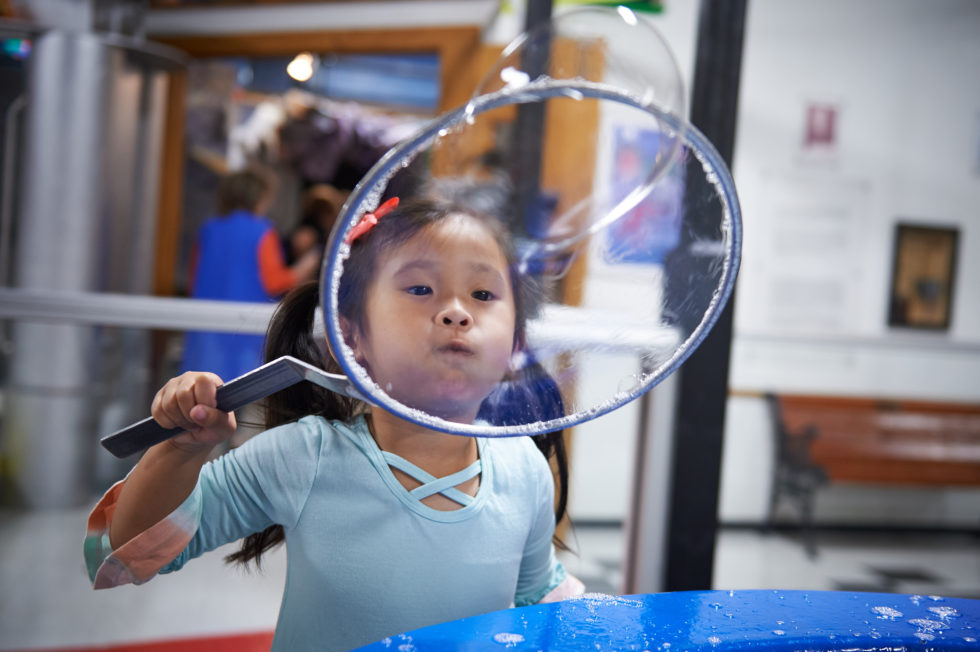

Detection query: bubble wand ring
(322, 81), (742, 438)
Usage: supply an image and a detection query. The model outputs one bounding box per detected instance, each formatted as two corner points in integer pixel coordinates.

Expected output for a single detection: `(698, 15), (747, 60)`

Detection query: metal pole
(510, 0), (553, 238)
(3, 24), (181, 508)
(661, 0), (747, 591)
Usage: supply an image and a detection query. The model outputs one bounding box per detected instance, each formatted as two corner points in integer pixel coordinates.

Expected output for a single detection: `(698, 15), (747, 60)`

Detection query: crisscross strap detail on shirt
(380, 451), (482, 507)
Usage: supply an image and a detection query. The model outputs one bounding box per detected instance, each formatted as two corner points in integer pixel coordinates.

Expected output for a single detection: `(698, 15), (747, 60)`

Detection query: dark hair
(227, 197), (571, 567)
(217, 169), (269, 216)
(337, 197), (522, 330)
(301, 184), (345, 226)
(476, 354), (570, 551)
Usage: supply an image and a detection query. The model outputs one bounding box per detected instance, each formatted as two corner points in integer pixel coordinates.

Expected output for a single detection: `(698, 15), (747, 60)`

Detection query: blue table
(356, 590), (979, 650)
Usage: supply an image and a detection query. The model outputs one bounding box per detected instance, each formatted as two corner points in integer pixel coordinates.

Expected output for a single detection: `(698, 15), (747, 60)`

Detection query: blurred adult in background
(181, 169), (320, 383)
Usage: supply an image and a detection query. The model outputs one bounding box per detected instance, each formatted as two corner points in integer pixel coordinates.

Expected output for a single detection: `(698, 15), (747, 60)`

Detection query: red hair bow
(344, 197), (400, 245)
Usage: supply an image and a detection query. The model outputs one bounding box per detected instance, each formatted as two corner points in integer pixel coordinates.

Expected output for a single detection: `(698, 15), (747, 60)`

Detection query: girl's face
(345, 213), (517, 423)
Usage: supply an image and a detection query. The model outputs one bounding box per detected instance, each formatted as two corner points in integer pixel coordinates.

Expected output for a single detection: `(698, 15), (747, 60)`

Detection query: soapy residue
(571, 592), (644, 608)
(908, 618), (949, 631)
(871, 606), (903, 620)
(928, 605), (959, 620)
(908, 617), (949, 642)
(493, 632), (526, 647)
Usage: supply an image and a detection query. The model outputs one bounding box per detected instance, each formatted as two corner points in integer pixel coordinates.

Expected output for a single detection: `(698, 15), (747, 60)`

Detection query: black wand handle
(100, 417), (185, 459)
(100, 357), (311, 458)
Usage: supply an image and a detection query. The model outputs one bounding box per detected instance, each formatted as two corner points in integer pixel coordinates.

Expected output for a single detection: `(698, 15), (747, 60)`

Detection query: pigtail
(226, 281), (358, 568)
(477, 354), (571, 551)
(261, 281), (357, 430)
(533, 430), (570, 552)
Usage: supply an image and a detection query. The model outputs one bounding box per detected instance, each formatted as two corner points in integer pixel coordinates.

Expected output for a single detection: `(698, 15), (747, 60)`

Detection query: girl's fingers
(151, 373), (221, 432)
(189, 404), (236, 438)
(192, 373), (222, 410)
(164, 381), (195, 431)
(151, 372), (233, 444)
(151, 381), (181, 430)
(176, 375), (202, 424)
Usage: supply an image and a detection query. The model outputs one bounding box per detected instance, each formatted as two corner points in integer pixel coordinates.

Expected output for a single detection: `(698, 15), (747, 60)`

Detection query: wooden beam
(153, 69), (188, 297)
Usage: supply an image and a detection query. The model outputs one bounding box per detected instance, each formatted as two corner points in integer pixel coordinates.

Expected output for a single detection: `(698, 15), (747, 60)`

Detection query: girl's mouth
(438, 342), (475, 356)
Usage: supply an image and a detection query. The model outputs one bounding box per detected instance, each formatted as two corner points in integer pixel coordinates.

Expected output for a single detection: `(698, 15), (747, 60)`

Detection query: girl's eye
(406, 285), (432, 296)
(472, 290), (495, 302)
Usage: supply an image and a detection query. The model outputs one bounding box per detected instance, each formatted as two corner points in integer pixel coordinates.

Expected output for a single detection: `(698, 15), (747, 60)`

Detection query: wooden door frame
(151, 26), (482, 295)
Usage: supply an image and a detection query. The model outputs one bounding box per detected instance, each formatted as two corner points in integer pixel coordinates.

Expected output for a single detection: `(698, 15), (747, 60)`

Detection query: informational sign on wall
(739, 172), (873, 336)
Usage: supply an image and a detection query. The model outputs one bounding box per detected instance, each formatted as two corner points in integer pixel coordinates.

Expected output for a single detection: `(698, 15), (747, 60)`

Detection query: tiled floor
(555, 526), (625, 596)
(1, 504), (978, 651)
(713, 529), (980, 600)
(0, 504), (285, 651)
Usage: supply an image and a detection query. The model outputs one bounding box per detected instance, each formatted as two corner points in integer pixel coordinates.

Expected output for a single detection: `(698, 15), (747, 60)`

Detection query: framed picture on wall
(887, 223), (959, 330)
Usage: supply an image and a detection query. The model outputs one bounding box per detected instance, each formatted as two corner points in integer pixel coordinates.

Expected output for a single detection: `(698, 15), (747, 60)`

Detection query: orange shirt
(257, 230), (297, 296)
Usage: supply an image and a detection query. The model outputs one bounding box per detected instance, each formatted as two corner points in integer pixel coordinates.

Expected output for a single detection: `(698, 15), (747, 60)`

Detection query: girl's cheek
(489, 348), (514, 376)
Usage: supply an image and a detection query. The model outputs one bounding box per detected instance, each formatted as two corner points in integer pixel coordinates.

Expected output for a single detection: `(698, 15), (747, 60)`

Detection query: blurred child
(286, 183), (348, 265)
(181, 169), (320, 383)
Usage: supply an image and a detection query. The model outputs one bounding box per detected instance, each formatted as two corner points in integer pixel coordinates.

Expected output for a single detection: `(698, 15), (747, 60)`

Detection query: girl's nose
(436, 300), (472, 328)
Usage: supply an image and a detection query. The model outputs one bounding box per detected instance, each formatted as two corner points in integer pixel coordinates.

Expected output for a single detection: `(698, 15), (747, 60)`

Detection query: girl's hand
(294, 247), (322, 282)
(150, 372), (237, 453)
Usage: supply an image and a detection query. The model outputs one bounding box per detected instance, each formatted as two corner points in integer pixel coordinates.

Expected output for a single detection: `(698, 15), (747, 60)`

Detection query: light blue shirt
(161, 415), (566, 651)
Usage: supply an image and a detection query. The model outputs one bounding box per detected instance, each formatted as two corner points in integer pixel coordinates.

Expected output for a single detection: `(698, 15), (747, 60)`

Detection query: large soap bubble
(322, 6), (741, 437)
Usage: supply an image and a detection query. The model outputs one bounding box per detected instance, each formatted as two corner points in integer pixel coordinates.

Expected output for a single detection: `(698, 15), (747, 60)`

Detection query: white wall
(732, 0), (980, 347)
(719, 0), (980, 524)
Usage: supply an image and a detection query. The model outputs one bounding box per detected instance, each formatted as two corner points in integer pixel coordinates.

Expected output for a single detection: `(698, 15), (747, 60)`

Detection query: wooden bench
(766, 393), (980, 551)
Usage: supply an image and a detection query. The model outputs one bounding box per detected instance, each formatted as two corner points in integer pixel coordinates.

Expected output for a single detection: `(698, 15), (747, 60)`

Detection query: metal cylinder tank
(4, 27), (178, 508)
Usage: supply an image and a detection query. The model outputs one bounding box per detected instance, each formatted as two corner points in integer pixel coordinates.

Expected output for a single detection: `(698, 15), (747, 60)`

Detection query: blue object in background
(355, 590), (979, 651)
(1, 38), (31, 61)
(315, 54), (440, 111)
(604, 126), (685, 265)
(235, 54), (440, 112)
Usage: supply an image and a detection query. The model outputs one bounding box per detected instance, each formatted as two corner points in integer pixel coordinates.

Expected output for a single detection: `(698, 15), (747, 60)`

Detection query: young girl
(85, 196), (584, 651)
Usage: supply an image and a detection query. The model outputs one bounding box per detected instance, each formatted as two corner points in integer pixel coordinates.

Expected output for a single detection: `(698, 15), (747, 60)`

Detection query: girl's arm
(108, 372), (236, 549)
(539, 570), (585, 603)
(514, 440), (585, 605)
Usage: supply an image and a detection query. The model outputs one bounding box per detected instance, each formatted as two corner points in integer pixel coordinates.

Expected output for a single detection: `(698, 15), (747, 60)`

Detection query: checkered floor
(713, 529), (980, 600)
(557, 525), (980, 600)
